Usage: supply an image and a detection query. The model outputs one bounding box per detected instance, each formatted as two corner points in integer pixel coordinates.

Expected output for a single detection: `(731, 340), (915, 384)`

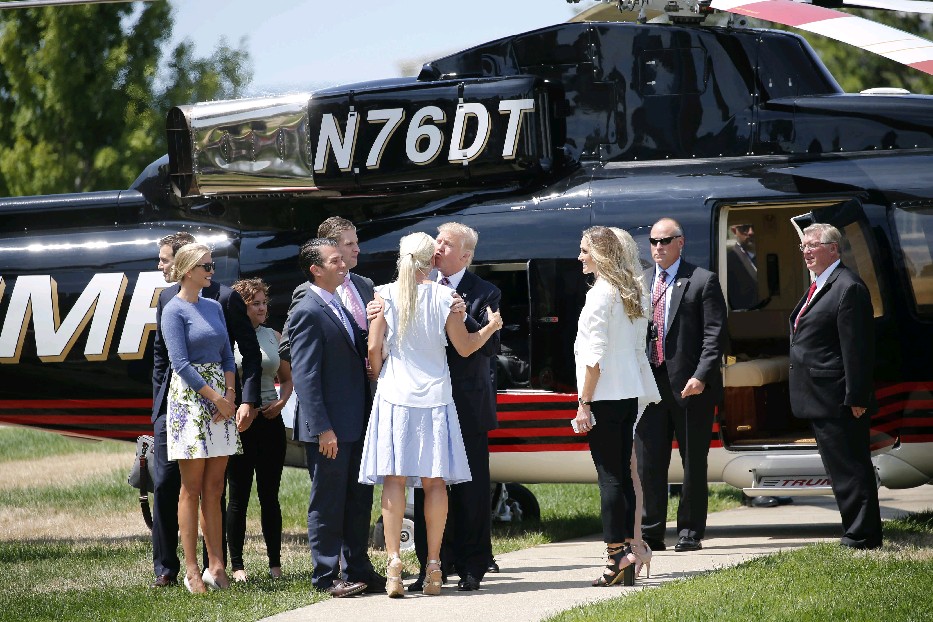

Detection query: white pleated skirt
(359, 393), (471, 487)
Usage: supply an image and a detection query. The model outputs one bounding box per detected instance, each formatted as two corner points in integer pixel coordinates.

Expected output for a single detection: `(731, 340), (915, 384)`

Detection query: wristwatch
(578, 397), (593, 406)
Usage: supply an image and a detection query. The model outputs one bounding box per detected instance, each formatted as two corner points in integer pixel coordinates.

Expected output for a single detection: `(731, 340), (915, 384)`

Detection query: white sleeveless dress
(359, 282), (471, 487)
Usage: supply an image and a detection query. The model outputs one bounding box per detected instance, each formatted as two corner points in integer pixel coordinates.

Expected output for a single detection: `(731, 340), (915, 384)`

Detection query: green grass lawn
(546, 512), (933, 622)
(9, 427), (928, 622)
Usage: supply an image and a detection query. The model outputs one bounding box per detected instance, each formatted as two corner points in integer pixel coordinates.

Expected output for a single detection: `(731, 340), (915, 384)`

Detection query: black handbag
(127, 434), (156, 529)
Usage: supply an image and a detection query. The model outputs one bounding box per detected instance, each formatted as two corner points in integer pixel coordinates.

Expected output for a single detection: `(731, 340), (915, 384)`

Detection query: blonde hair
(395, 232), (436, 342)
(437, 222), (478, 267)
(583, 226), (644, 320)
(168, 243), (211, 283)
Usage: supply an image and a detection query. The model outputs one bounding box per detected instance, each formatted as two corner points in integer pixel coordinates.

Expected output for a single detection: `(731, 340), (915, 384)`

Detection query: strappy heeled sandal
(592, 544), (636, 587)
(386, 555), (404, 598)
(633, 541), (653, 578)
(423, 559), (443, 595)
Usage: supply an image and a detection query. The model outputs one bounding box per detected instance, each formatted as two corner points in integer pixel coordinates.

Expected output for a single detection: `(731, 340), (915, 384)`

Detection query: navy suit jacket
(287, 287), (369, 443)
(151, 281), (262, 422)
(445, 270), (502, 436)
(645, 261), (727, 407)
(789, 264), (875, 419)
(279, 272), (374, 363)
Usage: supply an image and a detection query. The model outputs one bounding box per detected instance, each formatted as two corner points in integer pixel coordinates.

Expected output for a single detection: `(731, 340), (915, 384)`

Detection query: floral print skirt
(167, 362), (242, 460)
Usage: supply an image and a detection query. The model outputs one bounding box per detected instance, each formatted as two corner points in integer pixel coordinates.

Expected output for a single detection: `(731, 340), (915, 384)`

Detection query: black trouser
(152, 414), (227, 576)
(587, 398), (637, 543)
(810, 415), (882, 548)
(636, 365), (715, 541)
(413, 431), (492, 580)
(226, 413), (286, 570)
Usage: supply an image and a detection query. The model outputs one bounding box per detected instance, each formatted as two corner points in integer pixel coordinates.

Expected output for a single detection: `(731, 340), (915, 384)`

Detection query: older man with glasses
(635, 217), (727, 554)
(789, 224), (881, 549)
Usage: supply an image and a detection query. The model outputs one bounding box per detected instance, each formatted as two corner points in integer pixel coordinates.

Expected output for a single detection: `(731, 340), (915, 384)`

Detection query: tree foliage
(754, 9), (933, 94)
(0, 2), (252, 196)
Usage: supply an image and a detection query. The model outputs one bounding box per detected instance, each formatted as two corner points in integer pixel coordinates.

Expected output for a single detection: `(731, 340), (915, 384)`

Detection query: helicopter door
(527, 259), (587, 393)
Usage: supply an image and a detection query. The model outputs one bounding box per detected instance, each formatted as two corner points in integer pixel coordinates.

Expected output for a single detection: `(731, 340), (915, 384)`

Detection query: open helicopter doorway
(714, 198), (883, 450)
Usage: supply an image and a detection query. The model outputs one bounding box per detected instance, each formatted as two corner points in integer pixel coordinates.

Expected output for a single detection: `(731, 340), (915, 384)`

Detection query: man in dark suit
(409, 222), (501, 592)
(279, 217), (374, 366)
(726, 223), (759, 311)
(150, 232), (262, 588)
(635, 217), (727, 553)
(287, 238), (379, 597)
(789, 223), (881, 549)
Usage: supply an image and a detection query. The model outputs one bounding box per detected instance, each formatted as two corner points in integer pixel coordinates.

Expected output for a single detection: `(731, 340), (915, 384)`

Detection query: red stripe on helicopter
(0, 398), (152, 409)
(0, 414), (150, 426)
(912, 60), (933, 74)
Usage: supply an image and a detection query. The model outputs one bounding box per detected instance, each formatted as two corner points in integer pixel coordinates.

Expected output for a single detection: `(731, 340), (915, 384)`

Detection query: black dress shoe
(642, 536), (666, 552)
(362, 574), (387, 593)
(487, 558), (500, 573)
(674, 536), (702, 552)
(457, 574), (481, 591)
(407, 574), (424, 592)
(150, 574), (176, 588)
(325, 580), (367, 598)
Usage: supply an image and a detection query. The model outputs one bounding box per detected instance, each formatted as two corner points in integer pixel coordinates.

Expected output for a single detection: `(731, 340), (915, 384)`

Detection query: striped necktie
(794, 281), (818, 331)
(329, 297), (354, 344)
(650, 270), (669, 366)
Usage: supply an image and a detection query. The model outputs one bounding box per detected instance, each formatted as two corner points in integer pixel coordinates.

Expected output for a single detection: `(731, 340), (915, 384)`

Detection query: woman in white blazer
(574, 226), (660, 586)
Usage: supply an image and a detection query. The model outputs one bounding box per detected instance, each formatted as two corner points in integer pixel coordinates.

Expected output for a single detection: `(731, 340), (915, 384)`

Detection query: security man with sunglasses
(635, 218), (727, 554)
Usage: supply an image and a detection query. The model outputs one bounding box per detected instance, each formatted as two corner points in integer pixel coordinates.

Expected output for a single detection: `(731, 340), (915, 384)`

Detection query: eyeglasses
(733, 224), (753, 233)
(798, 242), (834, 252)
(648, 235), (682, 246)
(195, 262), (216, 272)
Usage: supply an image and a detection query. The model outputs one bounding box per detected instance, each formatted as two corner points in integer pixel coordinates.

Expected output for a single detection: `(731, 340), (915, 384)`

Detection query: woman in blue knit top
(162, 242), (241, 593)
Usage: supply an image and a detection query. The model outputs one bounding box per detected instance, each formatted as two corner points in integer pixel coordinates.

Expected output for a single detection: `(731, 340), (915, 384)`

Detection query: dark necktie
(440, 276), (451, 287)
(650, 270), (669, 366)
(794, 281), (818, 331)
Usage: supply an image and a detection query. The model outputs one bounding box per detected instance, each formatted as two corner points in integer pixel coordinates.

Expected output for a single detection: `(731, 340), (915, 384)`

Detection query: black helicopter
(1, 0), (931, 504)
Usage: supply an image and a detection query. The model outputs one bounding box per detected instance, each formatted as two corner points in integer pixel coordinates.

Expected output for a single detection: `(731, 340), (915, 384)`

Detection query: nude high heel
(633, 541), (653, 578)
(386, 555), (404, 598)
(423, 559), (443, 595)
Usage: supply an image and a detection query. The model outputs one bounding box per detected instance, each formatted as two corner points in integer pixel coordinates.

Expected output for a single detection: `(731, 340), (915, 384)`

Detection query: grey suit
(635, 260), (727, 542)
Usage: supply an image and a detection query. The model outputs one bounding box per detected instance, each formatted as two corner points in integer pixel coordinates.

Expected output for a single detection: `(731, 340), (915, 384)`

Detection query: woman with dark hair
(226, 277), (293, 582)
(574, 226), (660, 586)
(359, 231), (502, 598)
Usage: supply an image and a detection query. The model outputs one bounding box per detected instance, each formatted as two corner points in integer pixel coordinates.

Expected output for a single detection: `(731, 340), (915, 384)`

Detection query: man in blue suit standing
(287, 237), (379, 597)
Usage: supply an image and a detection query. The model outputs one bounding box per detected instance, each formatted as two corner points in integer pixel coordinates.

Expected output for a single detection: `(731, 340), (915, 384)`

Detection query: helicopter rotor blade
(711, 0), (933, 75)
(831, 0), (933, 14)
(0, 0), (154, 9)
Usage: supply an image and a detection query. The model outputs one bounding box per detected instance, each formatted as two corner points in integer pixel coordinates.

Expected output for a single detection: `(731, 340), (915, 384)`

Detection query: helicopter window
(892, 207), (933, 316)
(637, 49), (708, 97)
(837, 222), (885, 319)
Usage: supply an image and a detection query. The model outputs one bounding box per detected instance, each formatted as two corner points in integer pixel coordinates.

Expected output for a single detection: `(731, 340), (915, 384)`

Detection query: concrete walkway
(261, 486), (933, 622)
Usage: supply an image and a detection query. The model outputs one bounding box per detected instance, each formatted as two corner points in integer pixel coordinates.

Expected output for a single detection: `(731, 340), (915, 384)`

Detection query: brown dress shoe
(150, 574), (176, 588)
(326, 580), (367, 598)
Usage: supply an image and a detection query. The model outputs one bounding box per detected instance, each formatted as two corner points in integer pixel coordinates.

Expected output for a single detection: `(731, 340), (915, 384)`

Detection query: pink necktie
(650, 270), (668, 366)
(794, 281), (817, 331)
(343, 274), (367, 329)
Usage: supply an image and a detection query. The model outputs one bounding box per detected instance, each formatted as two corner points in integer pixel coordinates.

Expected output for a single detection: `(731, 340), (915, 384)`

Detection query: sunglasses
(648, 235), (682, 246)
(733, 224), (753, 233)
(195, 262), (216, 272)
